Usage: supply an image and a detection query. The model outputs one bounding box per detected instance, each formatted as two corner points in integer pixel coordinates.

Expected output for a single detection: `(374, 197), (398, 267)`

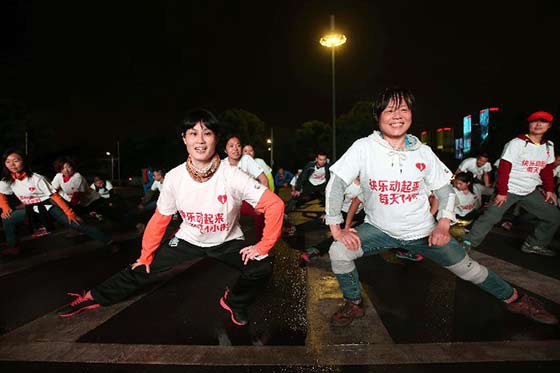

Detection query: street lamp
(267, 131), (273, 167)
(320, 15), (346, 162)
(106, 152), (114, 181)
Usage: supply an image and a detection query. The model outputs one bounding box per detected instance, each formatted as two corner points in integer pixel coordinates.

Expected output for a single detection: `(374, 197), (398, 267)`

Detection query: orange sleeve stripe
(138, 209), (173, 266)
(253, 189), (284, 255)
(0, 193), (10, 211)
(50, 193), (78, 220)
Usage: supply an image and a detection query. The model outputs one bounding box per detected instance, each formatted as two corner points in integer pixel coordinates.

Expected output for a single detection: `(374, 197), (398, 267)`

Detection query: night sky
(1, 0), (559, 153)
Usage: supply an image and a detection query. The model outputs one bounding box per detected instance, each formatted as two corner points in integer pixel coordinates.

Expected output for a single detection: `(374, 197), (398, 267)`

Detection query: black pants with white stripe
(91, 237), (273, 309)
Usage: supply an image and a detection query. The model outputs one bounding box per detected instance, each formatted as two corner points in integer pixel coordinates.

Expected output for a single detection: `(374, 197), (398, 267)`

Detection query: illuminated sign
(463, 115), (472, 154)
(479, 108), (489, 141)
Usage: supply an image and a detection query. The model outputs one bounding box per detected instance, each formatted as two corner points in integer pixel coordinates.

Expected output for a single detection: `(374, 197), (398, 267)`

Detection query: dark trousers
(91, 237), (273, 309)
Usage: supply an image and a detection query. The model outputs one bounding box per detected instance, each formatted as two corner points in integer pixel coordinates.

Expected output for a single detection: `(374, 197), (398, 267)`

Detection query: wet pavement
(0, 187), (559, 371)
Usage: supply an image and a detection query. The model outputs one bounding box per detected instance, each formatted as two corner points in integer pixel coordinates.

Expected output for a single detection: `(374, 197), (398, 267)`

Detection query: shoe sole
(58, 304), (100, 318)
(219, 297), (248, 326)
(330, 313), (365, 327)
(520, 248), (557, 257)
(395, 254), (424, 262)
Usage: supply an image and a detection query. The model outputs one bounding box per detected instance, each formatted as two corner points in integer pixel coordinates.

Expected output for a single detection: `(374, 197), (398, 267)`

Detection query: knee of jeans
(329, 241), (359, 274)
(244, 260), (273, 280)
(329, 241), (361, 262)
(445, 254), (489, 284)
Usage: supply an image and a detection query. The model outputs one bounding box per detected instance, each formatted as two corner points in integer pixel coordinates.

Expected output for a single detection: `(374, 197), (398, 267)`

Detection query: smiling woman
(0, 149), (113, 256)
(59, 108), (286, 327)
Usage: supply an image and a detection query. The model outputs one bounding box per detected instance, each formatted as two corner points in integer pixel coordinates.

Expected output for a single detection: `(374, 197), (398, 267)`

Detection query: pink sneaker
(32, 227), (50, 239)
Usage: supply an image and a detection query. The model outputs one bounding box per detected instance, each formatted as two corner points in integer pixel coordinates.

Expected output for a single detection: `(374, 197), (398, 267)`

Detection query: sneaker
(1, 246), (20, 256)
(520, 242), (557, 257)
(32, 227), (50, 239)
(58, 292), (100, 317)
(395, 250), (424, 262)
(300, 247), (320, 264)
(500, 221), (513, 231)
(506, 294), (558, 325)
(330, 300), (365, 327)
(219, 288), (248, 326)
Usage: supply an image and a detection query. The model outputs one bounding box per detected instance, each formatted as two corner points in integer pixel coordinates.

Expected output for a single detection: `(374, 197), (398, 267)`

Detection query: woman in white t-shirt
(223, 136), (269, 242)
(449, 171), (483, 242)
(59, 109), (285, 327)
(0, 150), (112, 256)
(453, 172), (483, 221)
(51, 156), (102, 214)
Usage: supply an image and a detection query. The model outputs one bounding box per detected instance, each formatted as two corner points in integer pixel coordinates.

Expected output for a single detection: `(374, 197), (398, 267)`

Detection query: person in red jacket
(465, 111), (560, 257)
(58, 109), (284, 326)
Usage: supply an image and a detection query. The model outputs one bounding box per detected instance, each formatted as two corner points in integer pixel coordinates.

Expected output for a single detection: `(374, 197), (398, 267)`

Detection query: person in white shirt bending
(223, 136), (269, 242)
(58, 109), (284, 326)
(324, 87), (557, 327)
(466, 111), (560, 257)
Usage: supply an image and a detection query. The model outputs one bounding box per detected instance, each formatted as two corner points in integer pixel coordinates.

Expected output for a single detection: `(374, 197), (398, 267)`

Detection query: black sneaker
(219, 288), (248, 326)
(59, 292), (100, 317)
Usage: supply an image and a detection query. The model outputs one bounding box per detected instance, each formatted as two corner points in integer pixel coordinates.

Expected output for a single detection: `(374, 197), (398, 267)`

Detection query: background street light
(267, 129), (273, 168)
(106, 152), (114, 181)
(320, 14), (346, 162)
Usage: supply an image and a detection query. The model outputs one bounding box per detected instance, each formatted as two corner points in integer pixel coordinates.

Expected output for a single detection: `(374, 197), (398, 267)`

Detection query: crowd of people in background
(1, 89), (559, 328)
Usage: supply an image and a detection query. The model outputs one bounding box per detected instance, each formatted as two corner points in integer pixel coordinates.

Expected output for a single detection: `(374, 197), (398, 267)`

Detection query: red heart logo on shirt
(28, 187), (36, 192)
(218, 194), (227, 204)
(415, 163), (426, 172)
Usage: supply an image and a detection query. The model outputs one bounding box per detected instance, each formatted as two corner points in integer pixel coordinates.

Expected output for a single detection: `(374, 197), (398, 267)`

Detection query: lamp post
(267, 127), (273, 167)
(106, 151), (114, 181)
(320, 15), (346, 162)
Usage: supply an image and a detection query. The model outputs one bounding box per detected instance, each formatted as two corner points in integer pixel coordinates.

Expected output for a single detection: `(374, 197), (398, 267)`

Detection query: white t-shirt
(500, 138), (555, 195)
(457, 157), (492, 179)
(0, 173), (56, 205)
(341, 181), (363, 214)
(52, 172), (100, 206)
(150, 179), (163, 192)
(553, 164), (560, 178)
(222, 155), (264, 180)
(308, 165), (327, 186)
(91, 180), (113, 199)
(453, 184), (482, 217)
(254, 158), (272, 176)
(157, 162), (266, 247)
(290, 175), (298, 187)
(330, 132), (452, 240)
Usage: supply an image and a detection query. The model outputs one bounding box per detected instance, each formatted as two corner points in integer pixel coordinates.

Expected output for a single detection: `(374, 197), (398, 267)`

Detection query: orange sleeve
(0, 193), (11, 212)
(50, 193), (78, 220)
(253, 189), (284, 255)
(138, 209), (173, 266)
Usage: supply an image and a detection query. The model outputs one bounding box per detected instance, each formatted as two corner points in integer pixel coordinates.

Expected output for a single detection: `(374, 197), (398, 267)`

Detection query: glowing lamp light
(319, 33), (347, 48)
(489, 107), (500, 112)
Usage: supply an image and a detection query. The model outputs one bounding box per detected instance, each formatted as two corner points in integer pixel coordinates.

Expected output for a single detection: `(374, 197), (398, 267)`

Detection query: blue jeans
(2, 202), (111, 247)
(328, 222), (514, 302)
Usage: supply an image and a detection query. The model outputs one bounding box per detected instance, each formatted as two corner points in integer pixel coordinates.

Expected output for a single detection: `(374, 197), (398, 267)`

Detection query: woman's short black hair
(178, 108), (220, 138)
(454, 171), (475, 194)
(1, 148), (33, 184)
(53, 156), (77, 173)
(372, 87), (415, 122)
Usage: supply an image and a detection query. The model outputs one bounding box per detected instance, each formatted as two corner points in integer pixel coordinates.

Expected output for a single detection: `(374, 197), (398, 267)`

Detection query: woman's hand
(333, 227), (361, 251)
(131, 260), (151, 274)
(239, 245), (263, 265)
(1, 207), (13, 219)
(493, 194), (507, 207)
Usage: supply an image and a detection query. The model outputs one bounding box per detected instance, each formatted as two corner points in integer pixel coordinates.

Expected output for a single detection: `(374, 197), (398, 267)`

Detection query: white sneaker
(520, 242), (557, 257)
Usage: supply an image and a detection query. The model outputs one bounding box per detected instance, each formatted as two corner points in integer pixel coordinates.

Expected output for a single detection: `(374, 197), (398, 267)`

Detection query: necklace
(186, 154), (220, 182)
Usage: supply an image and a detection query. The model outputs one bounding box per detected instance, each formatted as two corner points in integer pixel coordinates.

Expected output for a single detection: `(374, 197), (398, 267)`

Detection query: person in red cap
(465, 110), (560, 257)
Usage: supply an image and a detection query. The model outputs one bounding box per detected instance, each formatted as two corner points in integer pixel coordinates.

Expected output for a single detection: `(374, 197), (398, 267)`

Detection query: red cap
(527, 111), (553, 123)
